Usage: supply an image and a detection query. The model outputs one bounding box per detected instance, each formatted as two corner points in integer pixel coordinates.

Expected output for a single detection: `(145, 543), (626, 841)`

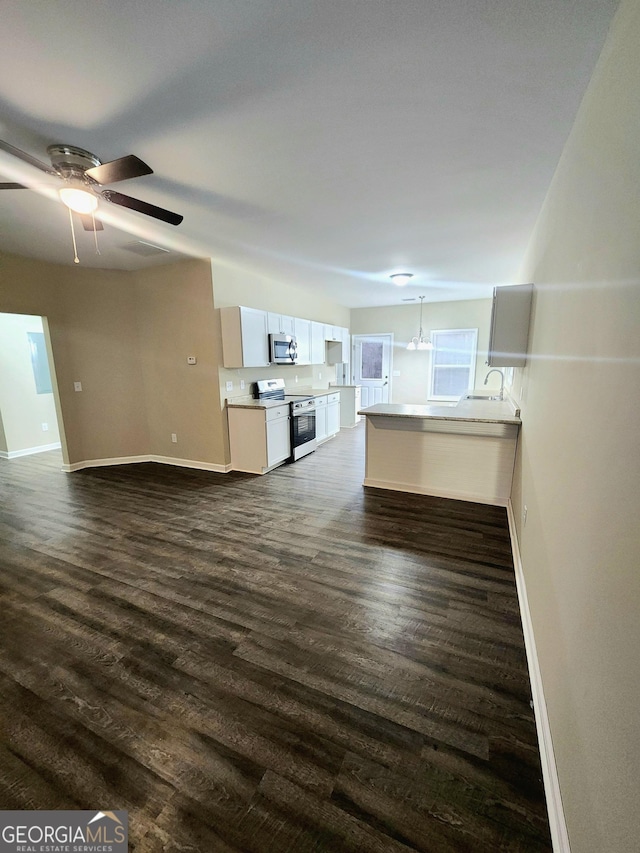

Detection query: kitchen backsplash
(219, 362), (336, 404)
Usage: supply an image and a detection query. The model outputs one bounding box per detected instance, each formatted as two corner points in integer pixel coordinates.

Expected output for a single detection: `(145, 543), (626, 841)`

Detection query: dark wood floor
(0, 423), (551, 852)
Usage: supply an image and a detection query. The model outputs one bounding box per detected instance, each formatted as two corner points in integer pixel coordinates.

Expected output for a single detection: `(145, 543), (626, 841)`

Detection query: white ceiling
(0, 0), (618, 307)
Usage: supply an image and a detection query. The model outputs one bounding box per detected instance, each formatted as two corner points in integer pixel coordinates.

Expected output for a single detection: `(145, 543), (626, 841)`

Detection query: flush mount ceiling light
(390, 272), (413, 286)
(407, 295), (433, 351)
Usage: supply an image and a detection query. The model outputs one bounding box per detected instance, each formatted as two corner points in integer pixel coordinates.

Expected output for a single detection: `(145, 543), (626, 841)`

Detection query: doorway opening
(0, 313), (65, 461)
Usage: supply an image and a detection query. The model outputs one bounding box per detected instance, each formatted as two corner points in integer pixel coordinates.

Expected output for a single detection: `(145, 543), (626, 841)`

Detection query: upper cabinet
(294, 317), (311, 364)
(487, 284), (533, 367)
(341, 327), (351, 365)
(268, 313), (295, 336)
(325, 325), (349, 364)
(311, 321), (325, 364)
(220, 306), (270, 368)
(324, 324), (341, 341)
(221, 306), (348, 368)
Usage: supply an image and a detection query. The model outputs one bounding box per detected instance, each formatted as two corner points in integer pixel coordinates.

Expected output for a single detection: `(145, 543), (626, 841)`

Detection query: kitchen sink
(462, 394), (503, 401)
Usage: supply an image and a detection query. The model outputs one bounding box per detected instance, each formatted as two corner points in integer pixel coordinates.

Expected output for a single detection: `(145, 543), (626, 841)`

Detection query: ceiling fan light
(390, 273), (413, 286)
(59, 186), (98, 214)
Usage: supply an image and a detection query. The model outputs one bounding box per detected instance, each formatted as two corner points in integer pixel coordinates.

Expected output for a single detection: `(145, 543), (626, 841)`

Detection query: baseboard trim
(62, 454), (231, 474)
(363, 477), (508, 507)
(0, 442), (62, 460)
(506, 500), (571, 853)
(148, 455), (232, 473)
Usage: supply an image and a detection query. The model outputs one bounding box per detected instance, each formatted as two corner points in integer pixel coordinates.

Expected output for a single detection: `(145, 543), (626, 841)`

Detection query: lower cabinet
(334, 385), (361, 427)
(316, 392), (340, 444)
(315, 396), (328, 442)
(327, 394), (340, 436)
(228, 405), (291, 474)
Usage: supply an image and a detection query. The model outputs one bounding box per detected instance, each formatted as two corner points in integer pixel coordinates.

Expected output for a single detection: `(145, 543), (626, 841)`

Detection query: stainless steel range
(253, 379), (317, 461)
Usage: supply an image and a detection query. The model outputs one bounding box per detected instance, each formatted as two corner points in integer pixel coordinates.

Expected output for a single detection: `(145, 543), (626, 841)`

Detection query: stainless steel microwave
(269, 333), (298, 364)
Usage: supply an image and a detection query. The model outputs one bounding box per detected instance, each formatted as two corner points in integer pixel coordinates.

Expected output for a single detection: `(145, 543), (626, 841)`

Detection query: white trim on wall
(61, 455), (232, 474)
(506, 500), (571, 853)
(0, 442), (62, 459)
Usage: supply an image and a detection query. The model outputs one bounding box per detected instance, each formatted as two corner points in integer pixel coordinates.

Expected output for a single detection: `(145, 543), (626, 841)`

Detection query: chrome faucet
(484, 369), (505, 400)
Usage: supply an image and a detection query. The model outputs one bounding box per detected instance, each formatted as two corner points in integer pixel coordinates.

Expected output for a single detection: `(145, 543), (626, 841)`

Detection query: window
(360, 340), (383, 379)
(428, 328), (478, 401)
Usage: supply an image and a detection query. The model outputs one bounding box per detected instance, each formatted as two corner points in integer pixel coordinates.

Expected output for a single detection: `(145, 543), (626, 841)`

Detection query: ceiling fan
(0, 139), (183, 230)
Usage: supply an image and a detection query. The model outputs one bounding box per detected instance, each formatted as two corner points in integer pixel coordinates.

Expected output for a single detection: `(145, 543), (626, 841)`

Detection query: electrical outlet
(226, 381), (233, 392)
(523, 505), (528, 526)
(240, 380), (245, 390)
(295, 375), (298, 383)
(171, 433), (177, 443)
(318, 372), (322, 379)
(187, 356), (197, 365)
(42, 422), (48, 432)
(74, 381), (82, 392)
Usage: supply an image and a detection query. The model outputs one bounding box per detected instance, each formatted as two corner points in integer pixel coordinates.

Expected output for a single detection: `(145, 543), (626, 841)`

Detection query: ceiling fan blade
(102, 189), (183, 225)
(86, 155), (153, 185)
(0, 139), (53, 174)
(80, 214), (104, 232)
(0, 182), (28, 189)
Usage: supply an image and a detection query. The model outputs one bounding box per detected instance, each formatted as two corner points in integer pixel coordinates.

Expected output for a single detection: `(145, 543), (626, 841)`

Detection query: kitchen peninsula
(359, 397), (521, 506)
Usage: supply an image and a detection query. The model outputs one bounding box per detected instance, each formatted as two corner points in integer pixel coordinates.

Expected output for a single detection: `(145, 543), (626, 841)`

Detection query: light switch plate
(74, 381), (82, 392)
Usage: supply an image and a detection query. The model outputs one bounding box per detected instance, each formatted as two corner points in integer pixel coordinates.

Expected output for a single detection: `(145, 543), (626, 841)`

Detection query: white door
(353, 334), (392, 407)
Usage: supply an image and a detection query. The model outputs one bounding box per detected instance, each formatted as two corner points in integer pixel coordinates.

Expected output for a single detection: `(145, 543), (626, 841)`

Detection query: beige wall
(0, 253), (147, 463)
(509, 1), (640, 850)
(0, 312), (61, 453)
(134, 259), (226, 465)
(350, 298), (494, 403)
(0, 253), (222, 466)
(211, 260), (350, 326)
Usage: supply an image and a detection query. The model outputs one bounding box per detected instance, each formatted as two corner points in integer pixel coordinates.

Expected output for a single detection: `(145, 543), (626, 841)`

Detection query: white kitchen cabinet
(324, 324), (340, 341)
(315, 395), (328, 443)
(294, 317), (311, 364)
(487, 284), (533, 368)
(311, 321), (326, 364)
(341, 327), (351, 368)
(333, 385), (360, 427)
(228, 404), (291, 474)
(266, 406), (292, 467)
(268, 313), (295, 336)
(220, 306), (270, 368)
(325, 326), (349, 365)
(327, 391), (341, 437)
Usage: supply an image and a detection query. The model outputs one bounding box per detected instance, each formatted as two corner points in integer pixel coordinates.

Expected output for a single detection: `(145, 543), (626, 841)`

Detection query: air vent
(401, 297), (417, 302)
(120, 240), (170, 256)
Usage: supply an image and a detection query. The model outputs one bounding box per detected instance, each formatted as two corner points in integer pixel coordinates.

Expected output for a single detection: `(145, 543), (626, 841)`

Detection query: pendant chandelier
(407, 295), (433, 350)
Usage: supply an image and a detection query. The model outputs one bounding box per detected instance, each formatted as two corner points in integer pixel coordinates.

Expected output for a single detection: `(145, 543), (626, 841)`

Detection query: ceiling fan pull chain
(68, 207), (80, 264)
(92, 211), (101, 255)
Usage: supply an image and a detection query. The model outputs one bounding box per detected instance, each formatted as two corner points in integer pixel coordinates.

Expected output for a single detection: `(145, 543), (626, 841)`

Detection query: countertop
(227, 388), (340, 410)
(359, 397), (521, 425)
(227, 398), (288, 410)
